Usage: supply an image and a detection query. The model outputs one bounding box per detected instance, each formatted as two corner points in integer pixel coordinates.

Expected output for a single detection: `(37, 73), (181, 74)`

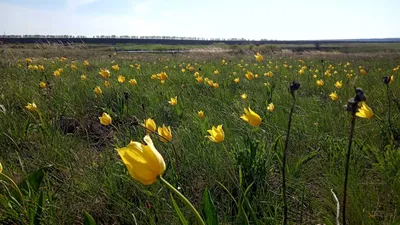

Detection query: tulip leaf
(14, 165), (52, 202)
(170, 194), (188, 225)
(202, 187), (218, 225)
(83, 211), (97, 225)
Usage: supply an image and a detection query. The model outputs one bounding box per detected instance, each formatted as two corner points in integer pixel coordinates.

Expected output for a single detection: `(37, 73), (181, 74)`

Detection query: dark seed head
(355, 87), (366, 102)
(382, 76), (391, 85)
(289, 81), (300, 92)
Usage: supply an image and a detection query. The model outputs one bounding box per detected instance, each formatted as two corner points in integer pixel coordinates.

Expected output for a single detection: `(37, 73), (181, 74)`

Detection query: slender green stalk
(343, 111), (356, 225)
(0, 172), (26, 210)
(159, 176), (206, 225)
(282, 93), (296, 225)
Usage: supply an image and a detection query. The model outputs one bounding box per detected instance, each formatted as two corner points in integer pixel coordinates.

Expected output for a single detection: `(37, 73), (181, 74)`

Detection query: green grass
(0, 48), (399, 224)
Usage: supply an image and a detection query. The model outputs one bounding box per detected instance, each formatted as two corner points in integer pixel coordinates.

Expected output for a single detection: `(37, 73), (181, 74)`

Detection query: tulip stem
(343, 111), (356, 225)
(282, 92), (296, 225)
(159, 176), (205, 225)
(0, 172), (26, 211)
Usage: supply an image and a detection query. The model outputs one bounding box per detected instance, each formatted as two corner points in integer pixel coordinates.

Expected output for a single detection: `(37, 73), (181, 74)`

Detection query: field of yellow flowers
(0, 48), (399, 224)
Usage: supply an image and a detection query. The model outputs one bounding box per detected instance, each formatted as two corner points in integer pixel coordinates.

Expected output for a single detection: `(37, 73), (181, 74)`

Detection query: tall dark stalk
(342, 109), (356, 225)
(342, 87), (366, 225)
(386, 84), (392, 132)
(282, 81), (300, 225)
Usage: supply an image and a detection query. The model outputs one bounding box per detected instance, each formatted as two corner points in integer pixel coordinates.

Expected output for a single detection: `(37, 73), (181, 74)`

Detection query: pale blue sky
(0, 0), (399, 40)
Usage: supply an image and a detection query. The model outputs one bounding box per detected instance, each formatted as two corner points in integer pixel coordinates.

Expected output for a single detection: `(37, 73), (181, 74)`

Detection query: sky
(0, 0), (399, 40)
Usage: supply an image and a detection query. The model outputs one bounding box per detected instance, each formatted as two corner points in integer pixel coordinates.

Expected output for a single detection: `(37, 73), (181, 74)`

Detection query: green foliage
(0, 46), (399, 224)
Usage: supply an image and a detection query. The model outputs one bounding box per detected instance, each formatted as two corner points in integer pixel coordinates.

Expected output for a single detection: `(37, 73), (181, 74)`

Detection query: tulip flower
(316, 79), (324, 87)
(360, 69), (367, 76)
(245, 71), (255, 80)
(25, 102), (37, 112)
(207, 125), (224, 143)
(129, 79), (137, 85)
(329, 92), (339, 101)
(112, 64), (120, 71)
(234, 77), (240, 84)
(254, 52), (263, 62)
(169, 96), (177, 106)
(118, 75), (126, 83)
(267, 103), (275, 112)
(158, 125), (172, 142)
(94, 86), (102, 95)
(198, 110), (204, 118)
(39, 81), (47, 89)
(356, 101), (373, 119)
(54, 70), (61, 77)
(104, 81), (111, 88)
(145, 118), (157, 133)
(241, 94), (247, 100)
(116, 135), (166, 185)
(241, 107), (262, 127)
(38, 65), (45, 71)
(99, 68), (111, 78)
(196, 76), (203, 83)
(99, 112), (112, 125)
(335, 81), (343, 89)
(213, 69), (219, 75)
(213, 83), (219, 89)
(83, 60), (89, 67)
(81, 75), (87, 81)
(71, 64), (78, 70)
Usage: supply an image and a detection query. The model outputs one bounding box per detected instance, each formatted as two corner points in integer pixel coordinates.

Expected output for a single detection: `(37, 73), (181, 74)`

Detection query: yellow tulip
(169, 96), (177, 106)
(207, 125), (224, 143)
(112, 64), (120, 71)
(356, 101), (373, 119)
(99, 112), (112, 125)
(83, 60), (89, 67)
(334, 81), (343, 89)
(213, 69), (220, 75)
(241, 93), (247, 100)
(129, 79), (137, 85)
(54, 70), (61, 77)
(316, 79), (324, 87)
(0, 162), (2, 173)
(198, 110), (204, 118)
(241, 107), (262, 127)
(145, 118), (157, 133)
(360, 69), (367, 76)
(60, 57), (67, 62)
(157, 72), (168, 81)
(254, 52), (263, 62)
(213, 83), (219, 89)
(158, 125), (172, 143)
(26, 58), (33, 64)
(104, 81), (111, 88)
(39, 81), (47, 89)
(116, 135), (166, 185)
(118, 75), (126, 83)
(94, 86), (102, 95)
(81, 75), (87, 81)
(38, 65), (45, 71)
(267, 103), (275, 112)
(196, 76), (204, 83)
(234, 77), (240, 84)
(388, 75), (395, 84)
(99, 68), (111, 78)
(329, 92), (339, 101)
(245, 71), (255, 80)
(71, 64), (78, 70)
(25, 102), (37, 112)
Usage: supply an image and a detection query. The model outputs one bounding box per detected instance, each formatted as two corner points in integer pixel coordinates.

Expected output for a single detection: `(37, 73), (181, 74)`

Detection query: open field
(0, 45), (400, 224)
